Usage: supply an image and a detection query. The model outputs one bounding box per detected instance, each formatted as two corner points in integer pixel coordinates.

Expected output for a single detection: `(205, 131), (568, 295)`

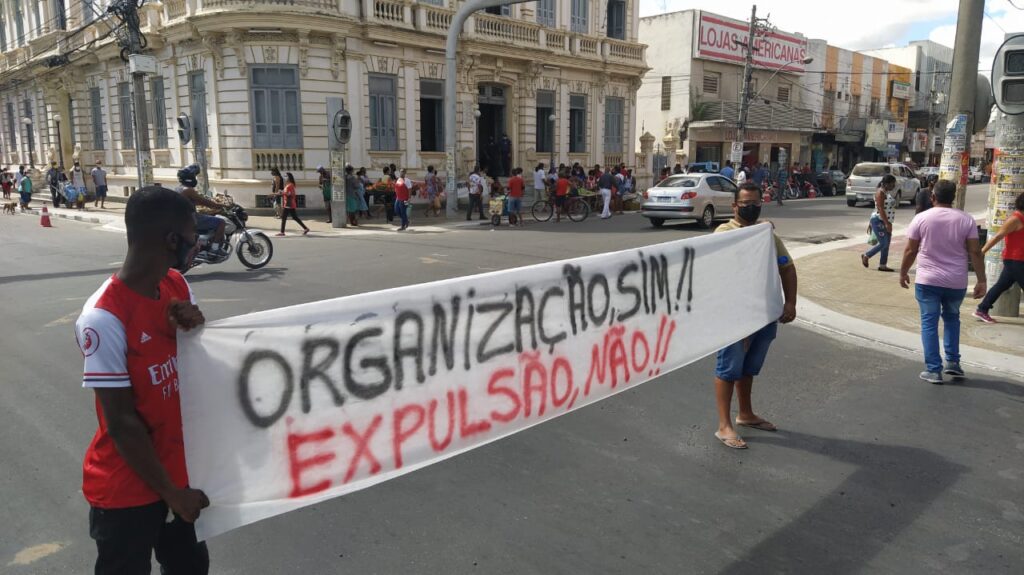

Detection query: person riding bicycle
(177, 164), (228, 255)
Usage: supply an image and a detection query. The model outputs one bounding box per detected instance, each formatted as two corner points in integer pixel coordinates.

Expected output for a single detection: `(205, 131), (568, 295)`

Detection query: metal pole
(55, 119), (64, 169)
(987, 114), (1022, 317)
(126, 0), (152, 189)
(736, 4), (757, 150)
(939, 0), (984, 210)
(445, 0), (530, 218)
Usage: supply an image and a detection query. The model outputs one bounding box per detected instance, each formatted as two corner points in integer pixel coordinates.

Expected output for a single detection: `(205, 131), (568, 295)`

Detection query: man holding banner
(711, 182), (798, 449)
(75, 188), (212, 574)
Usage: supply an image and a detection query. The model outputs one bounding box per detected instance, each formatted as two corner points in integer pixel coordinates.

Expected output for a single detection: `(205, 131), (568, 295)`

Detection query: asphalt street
(1, 188), (1020, 574)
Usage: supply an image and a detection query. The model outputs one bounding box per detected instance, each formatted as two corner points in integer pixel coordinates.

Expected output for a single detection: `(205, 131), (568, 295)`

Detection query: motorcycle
(188, 195), (274, 271)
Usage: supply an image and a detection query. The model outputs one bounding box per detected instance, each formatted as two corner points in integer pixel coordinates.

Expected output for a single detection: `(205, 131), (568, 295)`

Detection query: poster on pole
(939, 114), (969, 186)
(730, 142), (744, 165)
(178, 226), (783, 540)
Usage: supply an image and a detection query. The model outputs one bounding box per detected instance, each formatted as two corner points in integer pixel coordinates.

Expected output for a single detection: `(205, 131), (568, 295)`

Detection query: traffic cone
(40, 205), (52, 227)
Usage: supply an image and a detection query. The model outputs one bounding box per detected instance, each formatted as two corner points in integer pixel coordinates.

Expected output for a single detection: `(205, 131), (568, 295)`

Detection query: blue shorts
(96, 185), (108, 198)
(197, 214), (222, 234)
(507, 197), (522, 213)
(714, 322), (778, 381)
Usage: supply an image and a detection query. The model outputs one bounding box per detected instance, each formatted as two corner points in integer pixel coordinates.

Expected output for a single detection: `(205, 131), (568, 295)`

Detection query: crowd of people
(1, 161), (109, 211)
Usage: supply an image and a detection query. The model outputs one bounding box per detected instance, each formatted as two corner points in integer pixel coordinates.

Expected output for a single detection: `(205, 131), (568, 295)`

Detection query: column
(403, 60), (418, 169)
(594, 91), (604, 165)
(558, 79), (569, 165)
(345, 53), (365, 168)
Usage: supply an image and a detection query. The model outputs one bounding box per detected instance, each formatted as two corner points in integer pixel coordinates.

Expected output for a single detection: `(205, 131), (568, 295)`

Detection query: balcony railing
(693, 101), (815, 132)
(165, 0), (187, 20)
(253, 149), (305, 172)
(475, 13), (540, 45)
(373, 0), (406, 23)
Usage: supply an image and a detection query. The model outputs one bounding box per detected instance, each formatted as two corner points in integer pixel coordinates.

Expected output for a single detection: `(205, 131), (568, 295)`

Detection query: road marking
(44, 311), (79, 328)
(419, 257), (447, 265)
(8, 542), (65, 566)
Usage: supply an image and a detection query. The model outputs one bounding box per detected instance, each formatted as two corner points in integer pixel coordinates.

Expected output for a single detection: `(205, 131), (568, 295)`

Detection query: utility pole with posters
(984, 35), (1024, 317)
(938, 0), (984, 210)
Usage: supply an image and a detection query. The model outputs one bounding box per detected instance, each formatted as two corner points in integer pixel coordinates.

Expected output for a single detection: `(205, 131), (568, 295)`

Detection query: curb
(791, 211), (1024, 382)
(17, 207), (115, 225)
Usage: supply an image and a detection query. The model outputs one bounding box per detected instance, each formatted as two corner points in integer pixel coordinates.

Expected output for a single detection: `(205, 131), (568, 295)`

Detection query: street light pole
(736, 4), (758, 151)
(445, 0), (532, 218)
(53, 113), (64, 169)
(21, 117), (34, 169)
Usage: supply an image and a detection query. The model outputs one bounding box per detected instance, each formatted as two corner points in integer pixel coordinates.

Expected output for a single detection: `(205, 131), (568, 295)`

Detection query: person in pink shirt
(899, 181), (987, 384)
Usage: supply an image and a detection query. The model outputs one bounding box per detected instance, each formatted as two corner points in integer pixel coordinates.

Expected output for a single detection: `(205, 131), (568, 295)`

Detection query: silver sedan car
(640, 173), (738, 228)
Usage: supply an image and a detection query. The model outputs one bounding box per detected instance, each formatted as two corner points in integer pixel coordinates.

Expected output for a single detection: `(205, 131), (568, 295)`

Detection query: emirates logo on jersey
(80, 327), (100, 357)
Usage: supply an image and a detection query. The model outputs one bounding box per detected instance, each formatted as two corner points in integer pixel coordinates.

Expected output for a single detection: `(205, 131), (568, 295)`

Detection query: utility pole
(939, 0), (984, 210)
(735, 4), (757, 160)
(125, 0), (152, 189)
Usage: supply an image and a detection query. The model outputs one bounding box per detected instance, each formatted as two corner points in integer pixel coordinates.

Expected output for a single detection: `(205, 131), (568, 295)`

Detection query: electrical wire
(1006, 0), (1024, 10)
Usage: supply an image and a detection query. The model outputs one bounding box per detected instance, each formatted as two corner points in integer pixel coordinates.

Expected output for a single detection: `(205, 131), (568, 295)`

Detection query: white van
(845, 162), (920, 207)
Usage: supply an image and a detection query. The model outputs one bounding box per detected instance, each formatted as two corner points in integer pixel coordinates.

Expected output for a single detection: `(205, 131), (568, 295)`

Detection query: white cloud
(930, 7), (1024, 74)
(639, 0), (959, 52)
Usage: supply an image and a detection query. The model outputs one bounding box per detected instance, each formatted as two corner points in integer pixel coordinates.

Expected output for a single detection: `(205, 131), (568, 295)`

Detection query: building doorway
(477, 84), (508, 177)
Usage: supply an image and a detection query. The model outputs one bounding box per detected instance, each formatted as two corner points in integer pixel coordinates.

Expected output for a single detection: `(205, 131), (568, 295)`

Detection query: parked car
(815, 170), (847, 196)
(917, 166), (939, 187)
(641, 173), (736, 229)
(969, 165), (984, 183)
(686, 161), (721, 174)
(845, 162), (920, 207)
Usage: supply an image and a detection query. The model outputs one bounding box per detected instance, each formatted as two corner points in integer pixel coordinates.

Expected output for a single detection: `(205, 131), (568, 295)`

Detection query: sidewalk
(22, 194), (473, 235)
(793, 227), (1024, 379)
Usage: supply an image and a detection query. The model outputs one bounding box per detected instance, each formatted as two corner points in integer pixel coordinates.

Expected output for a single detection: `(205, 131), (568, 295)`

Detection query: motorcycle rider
(177, 164), (228, 255)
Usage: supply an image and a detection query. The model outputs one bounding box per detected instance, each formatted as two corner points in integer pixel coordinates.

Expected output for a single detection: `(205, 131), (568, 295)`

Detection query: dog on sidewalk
(3, 201), (16, 214)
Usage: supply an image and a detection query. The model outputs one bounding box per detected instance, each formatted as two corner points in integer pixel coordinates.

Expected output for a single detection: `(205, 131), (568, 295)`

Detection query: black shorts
(554, 195), (566, 207)
(89, 501), (209, 575)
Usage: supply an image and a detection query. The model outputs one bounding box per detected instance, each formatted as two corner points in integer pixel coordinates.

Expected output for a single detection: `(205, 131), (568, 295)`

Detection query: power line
(1006, 0), (1024, 10)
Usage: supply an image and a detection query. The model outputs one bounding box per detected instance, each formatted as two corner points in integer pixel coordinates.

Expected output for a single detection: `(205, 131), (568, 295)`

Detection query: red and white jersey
(75, 270), (194, 509)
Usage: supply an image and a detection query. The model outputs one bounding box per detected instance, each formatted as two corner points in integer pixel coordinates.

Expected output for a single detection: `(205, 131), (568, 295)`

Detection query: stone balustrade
(253, 149), (305, 172)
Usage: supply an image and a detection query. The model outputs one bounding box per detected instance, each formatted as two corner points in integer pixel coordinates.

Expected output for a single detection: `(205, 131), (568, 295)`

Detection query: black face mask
(173, 233), (197, 271)
(737, 204), (762, 224)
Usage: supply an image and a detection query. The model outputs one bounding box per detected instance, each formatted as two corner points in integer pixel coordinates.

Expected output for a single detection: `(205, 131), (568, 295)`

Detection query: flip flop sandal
(715, 431), (747, 449)
(737, 420), (777, 432)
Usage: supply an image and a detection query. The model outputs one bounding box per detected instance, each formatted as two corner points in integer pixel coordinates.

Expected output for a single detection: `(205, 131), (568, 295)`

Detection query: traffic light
(177, 113), (192, 145)
(992, 34), (1024, 115)
(333, 109), (352, 147)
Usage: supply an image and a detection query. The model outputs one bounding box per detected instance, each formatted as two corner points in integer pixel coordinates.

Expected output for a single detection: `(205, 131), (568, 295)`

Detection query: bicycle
(531, 194), (590, 222)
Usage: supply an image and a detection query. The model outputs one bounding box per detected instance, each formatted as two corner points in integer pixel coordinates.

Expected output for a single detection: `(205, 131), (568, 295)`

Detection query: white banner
(178, 225), (782, 540)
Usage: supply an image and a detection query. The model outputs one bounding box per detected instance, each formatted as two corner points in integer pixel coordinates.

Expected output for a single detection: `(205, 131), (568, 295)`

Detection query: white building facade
(636, 9), (814, 175)
(0, 0), (648, 206)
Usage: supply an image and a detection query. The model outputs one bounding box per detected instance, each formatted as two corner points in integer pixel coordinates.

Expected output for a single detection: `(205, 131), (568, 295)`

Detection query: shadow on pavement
(0, 267), (116, 285)
(950, 377), (1024, 399)
(185, 267), (288, 283)
(721, 429), (966, 575)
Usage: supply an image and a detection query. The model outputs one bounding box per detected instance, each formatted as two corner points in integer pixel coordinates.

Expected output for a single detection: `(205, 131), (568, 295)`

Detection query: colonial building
(0, 0), (648, 206)
(636, 10), (815, 176)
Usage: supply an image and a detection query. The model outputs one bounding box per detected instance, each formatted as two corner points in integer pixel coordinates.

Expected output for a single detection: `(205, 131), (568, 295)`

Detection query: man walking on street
(899, 180), (987, 384)
(92, 161), (108, 209)
(46, 161), (62, 207)
(75, 187), (211, 574)
(467, 166), (485, 221)
(720, 161), (735, 181)
(711, 182), (798, 449)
